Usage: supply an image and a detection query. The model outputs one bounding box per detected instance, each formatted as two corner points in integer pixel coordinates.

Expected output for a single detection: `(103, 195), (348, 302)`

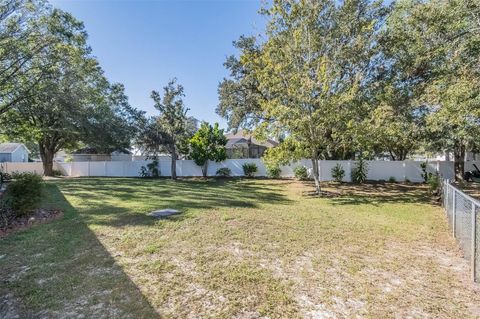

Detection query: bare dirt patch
(0, 208), (63, 237)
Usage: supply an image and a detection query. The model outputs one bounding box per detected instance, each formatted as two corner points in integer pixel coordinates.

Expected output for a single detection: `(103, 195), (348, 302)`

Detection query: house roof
(0, 143), (29, 154)
(224, 129), (279, 148)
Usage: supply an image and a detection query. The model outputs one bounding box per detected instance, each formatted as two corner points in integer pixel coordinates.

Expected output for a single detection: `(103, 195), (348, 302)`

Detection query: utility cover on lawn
(148, 209), (181, 218)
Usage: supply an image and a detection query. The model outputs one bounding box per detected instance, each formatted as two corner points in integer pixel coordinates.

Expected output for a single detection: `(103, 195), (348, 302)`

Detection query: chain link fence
(442, 180), (479, 282)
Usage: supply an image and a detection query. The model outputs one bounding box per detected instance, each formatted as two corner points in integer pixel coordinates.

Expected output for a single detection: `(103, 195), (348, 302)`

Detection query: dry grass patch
(0, 178), (479, 318)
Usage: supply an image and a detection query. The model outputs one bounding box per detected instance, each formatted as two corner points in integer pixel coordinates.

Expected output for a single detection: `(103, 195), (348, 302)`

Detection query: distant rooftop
(224, 129), (279, 148)
(0, 143), (28, 154)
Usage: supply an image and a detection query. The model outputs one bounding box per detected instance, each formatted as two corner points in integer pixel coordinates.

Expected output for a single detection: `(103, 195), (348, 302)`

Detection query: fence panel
(2, 162), (44, 175)
(365, 161), (406, 181)
(442, 180), (479, 282)
(0, 159), (472, 181)
(454, 191), (473, 260)
(476, 206), (480, 281)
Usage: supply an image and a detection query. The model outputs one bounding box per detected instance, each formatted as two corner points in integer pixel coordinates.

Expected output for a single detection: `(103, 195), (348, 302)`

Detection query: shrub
(0, 172), (12, 185)
(351, 158), (368, 184)
(294, 166), (308, 180)
(0, 201), (15, 230)
(242, 163), (258, 178)
(420, 161), (431, 183)
(5, 172), (43, 216)
(140, 159), (160, 178)
(427, 172), (440, 195)
(388, 176), (396, 183)
(266, 165), (281, 179)
(216, 167), (231, 177)
(331, 164), (345, 182)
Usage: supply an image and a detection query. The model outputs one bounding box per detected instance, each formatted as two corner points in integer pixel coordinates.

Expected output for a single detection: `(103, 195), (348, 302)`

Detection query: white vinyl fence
(0, 159), (463, 181)
(442, 180), (479, 282)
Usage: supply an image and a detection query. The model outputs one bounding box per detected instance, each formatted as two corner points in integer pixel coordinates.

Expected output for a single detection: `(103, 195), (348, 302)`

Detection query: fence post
(473, 202), (477, 282)
(87, 161), (91, 177)
(318, 160), (322, 182)
(453, 188), (456, 238)
(442, 179), (448, 209)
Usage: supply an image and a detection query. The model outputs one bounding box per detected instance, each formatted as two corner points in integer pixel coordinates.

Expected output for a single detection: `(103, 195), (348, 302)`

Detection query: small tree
(331, 164), (345, 183)
(189, 122), (227, 177)
(145, 79), (197, 180)
(351, 157), (368, 184)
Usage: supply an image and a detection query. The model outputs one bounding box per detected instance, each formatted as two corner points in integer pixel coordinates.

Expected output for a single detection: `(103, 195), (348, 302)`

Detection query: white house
(0, 143), (29, 162)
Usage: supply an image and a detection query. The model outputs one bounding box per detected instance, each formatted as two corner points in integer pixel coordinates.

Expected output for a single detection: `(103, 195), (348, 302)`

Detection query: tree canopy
(189, 122), (227, 177)
(0, 3), (143, 175)
(219, 0), (386, 193)
(218, 0), (480, 184)
(137, 79), (197, 179)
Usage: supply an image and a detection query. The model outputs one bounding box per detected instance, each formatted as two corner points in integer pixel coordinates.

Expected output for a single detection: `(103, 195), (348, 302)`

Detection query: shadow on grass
(303, 181), (432, 206)
(54, 177), (292, 227)
(0, 184), (160, 318)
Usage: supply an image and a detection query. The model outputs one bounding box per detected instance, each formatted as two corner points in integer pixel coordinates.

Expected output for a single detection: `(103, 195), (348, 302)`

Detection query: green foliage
(189, 122), (227, 177)
(294, 166), (308, 181)
(266, 165), (281, 179)
(0, 6), (144, 176)
(382, 0), (480, 179)
(351, 158), (368, 184)
(388, 176), (396, 183)
(427, 172), (440, 195)
(215, 167), (231, 177)
(0, 2), (60, 116)
(420, 161), (431, 183)
(242, 163), (257, 178)
(0, 200), (15, 230)
(217, 36), (264, 130)
(138, 79), (197, 179)
(4, 172), (43, 216)
(218, 0), (386, 194)
(331, 164), (345, 183)
(140, 159), (160, 178)
(0, 172), (12, 185)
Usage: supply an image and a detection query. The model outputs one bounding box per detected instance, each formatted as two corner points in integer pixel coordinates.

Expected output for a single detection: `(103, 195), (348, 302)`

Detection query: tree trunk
(171, 151), (177, 180)
(311, 157), (321, 195)
(389, 151), (396, 161)
(202, 160), (208, 178)
(39, 142), (55, 176)
(454, 143), (466, 181)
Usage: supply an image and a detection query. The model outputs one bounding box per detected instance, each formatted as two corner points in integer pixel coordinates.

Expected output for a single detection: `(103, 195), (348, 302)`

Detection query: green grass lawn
(1, 178), (479, 318)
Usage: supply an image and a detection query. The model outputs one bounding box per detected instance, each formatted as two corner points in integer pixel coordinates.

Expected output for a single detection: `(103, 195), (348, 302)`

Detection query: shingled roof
(0, 143), (28, 154)
(224, 130), (278, 148)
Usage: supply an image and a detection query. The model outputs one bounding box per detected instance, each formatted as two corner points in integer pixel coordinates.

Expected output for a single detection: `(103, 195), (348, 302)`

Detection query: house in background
(225, 130), (278, 159)
(0, 143), (29, 162)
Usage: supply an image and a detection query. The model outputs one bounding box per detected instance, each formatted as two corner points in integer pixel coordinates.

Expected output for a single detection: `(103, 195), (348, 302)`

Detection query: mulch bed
(0, 208), (63, 238)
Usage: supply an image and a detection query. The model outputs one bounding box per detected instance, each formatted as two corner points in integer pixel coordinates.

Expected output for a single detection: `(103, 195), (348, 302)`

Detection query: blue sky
(50, 0), (266, 129)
